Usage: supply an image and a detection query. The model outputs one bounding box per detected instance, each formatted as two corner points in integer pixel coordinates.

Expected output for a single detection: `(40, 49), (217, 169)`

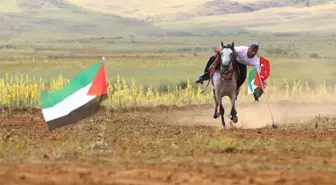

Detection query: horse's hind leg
(213, 89), (220, 119)
(230, 93), (238, 123)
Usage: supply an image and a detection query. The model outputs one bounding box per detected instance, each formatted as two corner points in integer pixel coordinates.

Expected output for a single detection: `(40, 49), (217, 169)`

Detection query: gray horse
(210, 41), (240, 129)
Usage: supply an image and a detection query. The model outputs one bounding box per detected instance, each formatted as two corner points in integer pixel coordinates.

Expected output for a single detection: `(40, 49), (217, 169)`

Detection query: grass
(1, 34), (336, 108)
(0, 0), (20, 12)
(1, 54), (336, 88)
(2, 33), (336, 86)
(2, 54), (336, 107)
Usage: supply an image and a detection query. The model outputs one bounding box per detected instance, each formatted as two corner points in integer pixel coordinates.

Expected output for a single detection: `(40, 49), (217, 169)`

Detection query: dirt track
(169, 100), (336, 128)
(0, 101), (335, 185)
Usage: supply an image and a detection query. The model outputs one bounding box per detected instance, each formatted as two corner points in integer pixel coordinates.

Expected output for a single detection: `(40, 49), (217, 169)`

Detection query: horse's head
(212, 41), (238, 73)
(219, 41), (237, 66)
(209, 41), (239, 80)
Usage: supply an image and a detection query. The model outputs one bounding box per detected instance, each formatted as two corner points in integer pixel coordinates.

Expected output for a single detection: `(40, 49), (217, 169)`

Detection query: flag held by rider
(40, 57), (108, 131)
(247, 56), (270, 99)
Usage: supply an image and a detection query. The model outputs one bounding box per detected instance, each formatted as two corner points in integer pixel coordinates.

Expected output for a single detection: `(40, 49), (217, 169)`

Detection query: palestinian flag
(247, 56), (270, 100)
(247, 67), (264, 99)
(40, 59), (108, 130)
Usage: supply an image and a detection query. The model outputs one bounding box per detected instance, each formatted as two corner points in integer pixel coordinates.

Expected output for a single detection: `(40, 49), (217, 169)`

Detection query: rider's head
(247, 43), (259, 58)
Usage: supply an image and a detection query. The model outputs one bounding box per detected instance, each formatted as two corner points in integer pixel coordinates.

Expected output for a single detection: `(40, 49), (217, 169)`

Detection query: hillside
(68, 0), (336, 34)
(0, 0), (335, 43)
(0, 0), (161, 41)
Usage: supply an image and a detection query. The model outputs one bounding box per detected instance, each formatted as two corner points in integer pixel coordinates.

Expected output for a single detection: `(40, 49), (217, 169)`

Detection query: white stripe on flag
(42, 83), (96, 122)
(248, 79), (257, 94)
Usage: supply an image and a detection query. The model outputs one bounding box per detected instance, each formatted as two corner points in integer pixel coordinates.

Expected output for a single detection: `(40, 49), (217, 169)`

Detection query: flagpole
(258, 67), (277, 129)
(101, 56), (109, 95)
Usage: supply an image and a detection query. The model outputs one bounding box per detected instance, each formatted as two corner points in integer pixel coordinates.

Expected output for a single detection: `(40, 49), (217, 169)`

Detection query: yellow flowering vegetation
(1, 73), (336, 108)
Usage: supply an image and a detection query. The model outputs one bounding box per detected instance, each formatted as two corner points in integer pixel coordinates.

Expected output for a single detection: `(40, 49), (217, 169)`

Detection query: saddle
(209, 53), (240, 81)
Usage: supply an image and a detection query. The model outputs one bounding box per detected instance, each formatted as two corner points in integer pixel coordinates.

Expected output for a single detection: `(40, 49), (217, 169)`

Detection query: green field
(1, 34), (336, 90)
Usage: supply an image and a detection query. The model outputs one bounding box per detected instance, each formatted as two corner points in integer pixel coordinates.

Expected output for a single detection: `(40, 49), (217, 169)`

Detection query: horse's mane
(209, 53), (221, 77)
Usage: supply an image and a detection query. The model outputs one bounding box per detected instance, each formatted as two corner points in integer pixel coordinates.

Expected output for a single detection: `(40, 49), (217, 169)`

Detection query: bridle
(217, 42), (239, 80)
(200, 41), (239, 94)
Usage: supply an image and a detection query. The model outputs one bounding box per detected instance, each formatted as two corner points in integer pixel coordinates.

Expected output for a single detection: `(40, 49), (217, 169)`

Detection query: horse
(209, 41), (240, 129)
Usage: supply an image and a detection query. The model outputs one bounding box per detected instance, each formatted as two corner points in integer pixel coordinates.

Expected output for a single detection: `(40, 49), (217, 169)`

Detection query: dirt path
(168, 100), (336, 129)
(0, 101), (335, 185)
(1, 163), (335, 185)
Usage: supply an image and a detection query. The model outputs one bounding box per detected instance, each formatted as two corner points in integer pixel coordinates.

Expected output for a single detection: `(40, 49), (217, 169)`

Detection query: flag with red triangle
(40, 57), (108, 130)
(248, 56), (271, 99)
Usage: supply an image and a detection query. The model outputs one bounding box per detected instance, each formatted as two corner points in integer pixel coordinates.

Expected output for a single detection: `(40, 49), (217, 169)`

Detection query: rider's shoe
(253, 92), (260, 101)
(195, 76), (204, 84)
(195, 72), (210, 84)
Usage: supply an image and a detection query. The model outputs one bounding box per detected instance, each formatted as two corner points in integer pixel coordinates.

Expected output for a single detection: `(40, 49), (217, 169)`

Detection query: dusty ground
(169, 99), (336, 129)
(0, 100), (335, 185)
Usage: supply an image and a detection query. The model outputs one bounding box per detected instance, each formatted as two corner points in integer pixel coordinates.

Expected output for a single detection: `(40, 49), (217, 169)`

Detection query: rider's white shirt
(234, 46), (261, 73)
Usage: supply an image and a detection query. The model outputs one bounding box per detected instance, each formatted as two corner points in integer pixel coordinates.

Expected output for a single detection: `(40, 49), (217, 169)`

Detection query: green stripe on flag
(247, 67), (264, 100)
(40, 61), (103, 109)
(248, 67), (256, 94)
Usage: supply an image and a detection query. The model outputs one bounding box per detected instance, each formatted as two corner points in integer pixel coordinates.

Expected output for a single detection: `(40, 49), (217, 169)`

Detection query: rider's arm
(251, 56), (263, 81)
(234, 46), (247, 55)
(253, 56), (261, 73)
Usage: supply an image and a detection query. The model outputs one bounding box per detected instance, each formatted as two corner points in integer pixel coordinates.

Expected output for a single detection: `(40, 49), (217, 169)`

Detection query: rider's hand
(262, 80), (267, 87)
(212, 47), (221, 53)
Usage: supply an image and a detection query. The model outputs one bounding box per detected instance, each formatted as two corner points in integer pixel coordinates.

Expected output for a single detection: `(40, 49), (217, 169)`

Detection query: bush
(309, 53), (320, 58)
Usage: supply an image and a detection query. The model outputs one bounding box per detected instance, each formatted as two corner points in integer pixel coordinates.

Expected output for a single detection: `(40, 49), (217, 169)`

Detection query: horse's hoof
(221, 123), (226, 129)
(232, 117), (238, 124)
(229, 114), (238, 123)
(220, 127), (226, 131)
(213, 112), (220, 119)
(231, 116), (238, 124)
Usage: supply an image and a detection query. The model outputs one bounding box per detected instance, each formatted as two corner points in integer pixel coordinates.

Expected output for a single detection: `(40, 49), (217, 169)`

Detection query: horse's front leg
(230, 92), (238, 123)
(215, 91), (225, 129)
(213, 89), (220, 119)
(219, 100), (226, 129)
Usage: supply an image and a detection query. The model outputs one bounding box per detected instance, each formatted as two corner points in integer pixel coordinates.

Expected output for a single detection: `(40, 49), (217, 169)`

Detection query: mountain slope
(0, 0), (161, 41)
(157, 2), (336, 34)
(67, 0), (336, 34)
(67, 0), (335, 21)
(1, 0), (334, 42)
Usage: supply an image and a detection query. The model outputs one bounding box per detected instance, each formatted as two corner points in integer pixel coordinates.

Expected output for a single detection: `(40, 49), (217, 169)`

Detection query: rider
(194, 43), (267, 101)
